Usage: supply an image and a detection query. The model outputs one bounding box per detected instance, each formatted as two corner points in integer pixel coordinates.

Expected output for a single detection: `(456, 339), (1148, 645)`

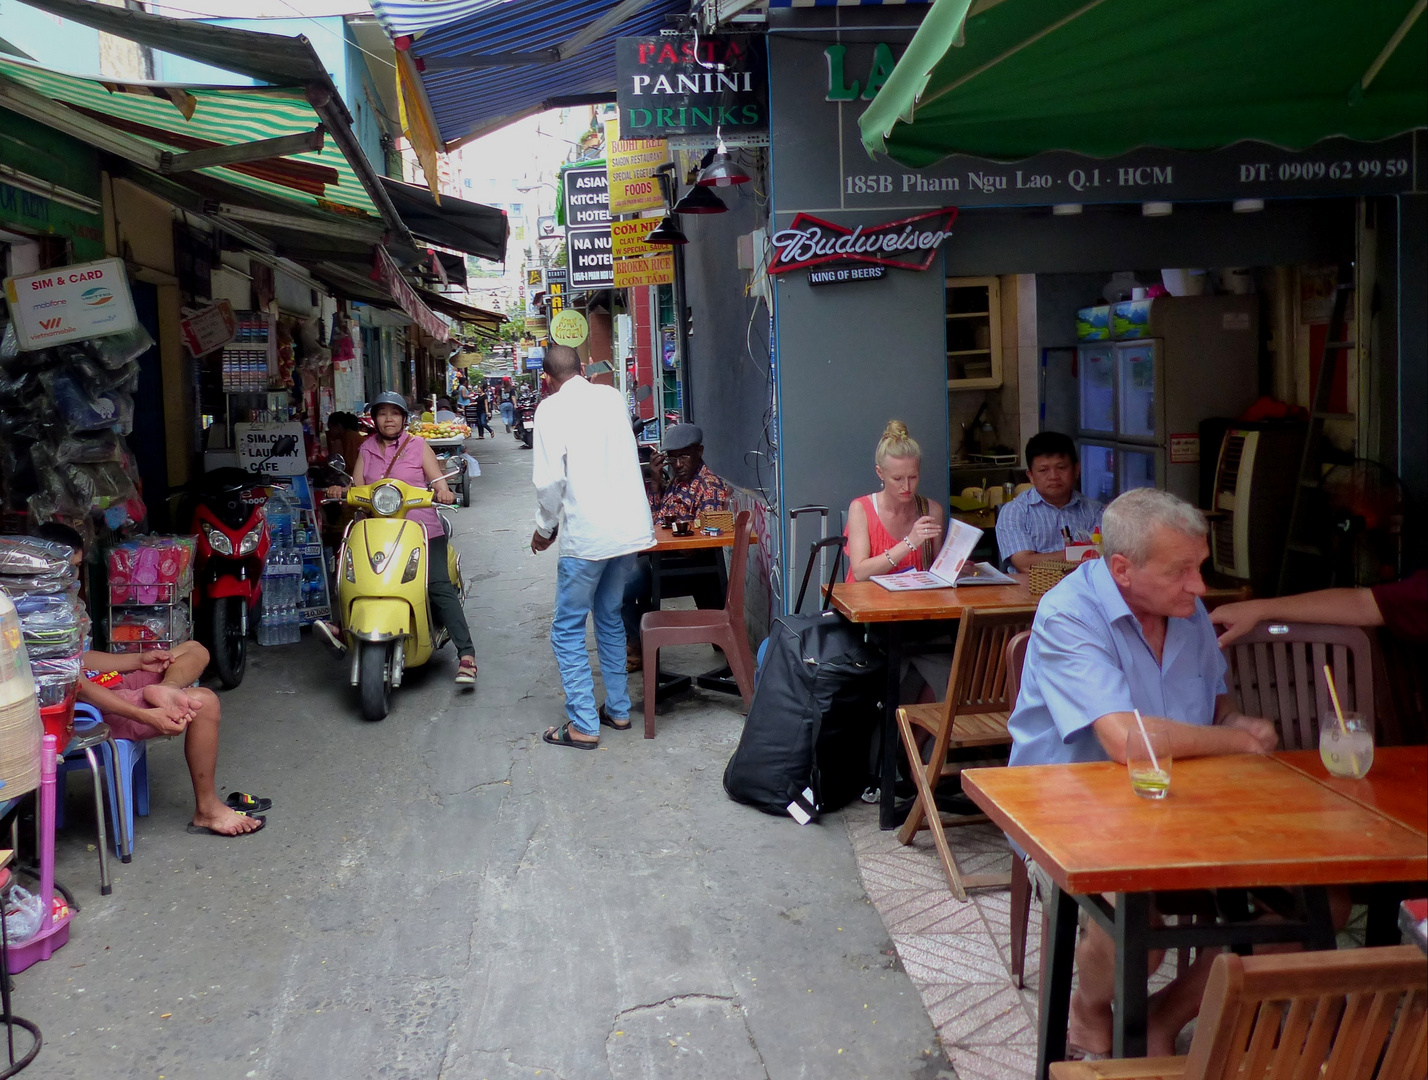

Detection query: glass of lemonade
(1319, 712), (1374, 779)
(1126, 728), (1172, 800)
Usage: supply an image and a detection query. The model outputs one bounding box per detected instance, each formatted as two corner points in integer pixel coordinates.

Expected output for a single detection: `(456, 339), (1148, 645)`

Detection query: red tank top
(846, 494), (925, 581)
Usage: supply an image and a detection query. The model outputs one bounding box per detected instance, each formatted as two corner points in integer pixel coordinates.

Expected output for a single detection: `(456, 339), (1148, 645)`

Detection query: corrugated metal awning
(371, 0), (688, 148)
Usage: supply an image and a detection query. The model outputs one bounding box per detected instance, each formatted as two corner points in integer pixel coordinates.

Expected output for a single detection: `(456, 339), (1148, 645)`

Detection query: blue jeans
(552, 554), (636, 735)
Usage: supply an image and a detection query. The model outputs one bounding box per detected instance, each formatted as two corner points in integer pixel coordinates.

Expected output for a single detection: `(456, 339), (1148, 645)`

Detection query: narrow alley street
(19, 433), (947, 1080)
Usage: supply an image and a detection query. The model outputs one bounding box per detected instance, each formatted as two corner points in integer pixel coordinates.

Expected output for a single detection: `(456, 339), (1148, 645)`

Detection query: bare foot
(143, 683), (196, 720)
(191, 805), (264, 836)
(1068, 992), (1113, 1056)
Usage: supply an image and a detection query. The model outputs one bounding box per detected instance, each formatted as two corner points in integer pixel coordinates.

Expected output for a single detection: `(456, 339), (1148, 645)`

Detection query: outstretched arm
(1211, 589), (1383, 646)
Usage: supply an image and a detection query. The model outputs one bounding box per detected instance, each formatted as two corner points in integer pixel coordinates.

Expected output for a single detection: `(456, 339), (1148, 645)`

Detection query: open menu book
(870, 517), (1015, 591)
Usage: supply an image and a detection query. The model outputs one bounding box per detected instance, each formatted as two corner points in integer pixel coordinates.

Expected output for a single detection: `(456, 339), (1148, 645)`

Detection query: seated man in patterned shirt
(622, 424), (733, 670)
(995, 431), (1105, 572)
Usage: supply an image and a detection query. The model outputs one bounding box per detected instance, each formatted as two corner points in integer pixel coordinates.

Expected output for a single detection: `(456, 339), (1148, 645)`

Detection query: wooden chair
(896, 606), (1038, 900)
(1050, 944), (1427, 1080)
(640, 510), (756, 739)
(1222, 622), (1382, 749)
(1000, 629), (1039, 987)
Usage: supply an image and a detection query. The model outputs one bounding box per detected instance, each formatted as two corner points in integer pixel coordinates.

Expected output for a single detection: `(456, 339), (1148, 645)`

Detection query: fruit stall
(411, 420), (475, 507)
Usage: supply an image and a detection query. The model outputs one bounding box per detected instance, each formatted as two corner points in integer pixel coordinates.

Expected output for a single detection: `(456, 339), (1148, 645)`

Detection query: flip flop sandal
(598, 705), (631, 731)
(542, 722), (598, 750)
(455, 658), (478, 686)
(225, 791), (272, 814)
(1065, 1045), (1110, 1063)
(187, 812), (266, 837)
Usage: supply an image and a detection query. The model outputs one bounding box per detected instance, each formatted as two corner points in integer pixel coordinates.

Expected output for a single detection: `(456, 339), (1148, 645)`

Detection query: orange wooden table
(645, 525), (755, 554)
(1273, 745), (1427, 836)
(830, 578), (1038, 827)
(964, 753), (1428, 1076)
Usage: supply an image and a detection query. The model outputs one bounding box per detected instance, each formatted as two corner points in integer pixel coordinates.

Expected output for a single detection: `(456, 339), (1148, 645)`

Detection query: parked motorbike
(511, 392), (537, 449)
(327, 469), (464, 721)
(190, 467), (272, 688)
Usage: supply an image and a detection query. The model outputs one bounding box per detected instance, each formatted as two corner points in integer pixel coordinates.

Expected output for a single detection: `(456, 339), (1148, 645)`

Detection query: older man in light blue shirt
(1007, 488), (1276, 1059)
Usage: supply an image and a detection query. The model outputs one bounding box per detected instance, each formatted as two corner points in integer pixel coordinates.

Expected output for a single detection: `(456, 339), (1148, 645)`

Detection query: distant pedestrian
(499, 388), (515, 433)
(472, 388), (493, 439)
(530, 345), (653, 749)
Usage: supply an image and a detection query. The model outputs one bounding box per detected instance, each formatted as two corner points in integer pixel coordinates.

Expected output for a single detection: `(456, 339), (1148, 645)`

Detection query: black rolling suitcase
(723, 533), (884, 821)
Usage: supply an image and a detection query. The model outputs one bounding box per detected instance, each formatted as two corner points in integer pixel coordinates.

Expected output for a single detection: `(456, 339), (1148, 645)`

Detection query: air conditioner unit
(1209, 424), (1306, 595)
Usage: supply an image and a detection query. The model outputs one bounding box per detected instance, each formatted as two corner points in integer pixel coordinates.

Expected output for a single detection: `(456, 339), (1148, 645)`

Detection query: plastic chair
(62, 703), (147, 863)
(55, 719), (119, 895)
(897, 607), (1038, 900)
(640, 511), (757, 739)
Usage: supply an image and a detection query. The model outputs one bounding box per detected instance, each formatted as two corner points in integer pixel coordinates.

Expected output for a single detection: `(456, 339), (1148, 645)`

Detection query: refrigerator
(1075, 296), (1260, 504)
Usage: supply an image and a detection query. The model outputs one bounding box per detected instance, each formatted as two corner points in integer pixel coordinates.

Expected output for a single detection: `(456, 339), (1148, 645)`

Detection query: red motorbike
(191, 468), (271, 688)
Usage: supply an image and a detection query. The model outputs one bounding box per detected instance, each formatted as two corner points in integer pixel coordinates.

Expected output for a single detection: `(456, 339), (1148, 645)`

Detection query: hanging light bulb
(696, 139), (750, 188)
(672, 185), (728, 215)
(644, 216), (689, 245)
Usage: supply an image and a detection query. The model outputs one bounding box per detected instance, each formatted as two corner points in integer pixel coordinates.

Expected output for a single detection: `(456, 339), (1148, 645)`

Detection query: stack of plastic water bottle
(256, 492), (304, 646)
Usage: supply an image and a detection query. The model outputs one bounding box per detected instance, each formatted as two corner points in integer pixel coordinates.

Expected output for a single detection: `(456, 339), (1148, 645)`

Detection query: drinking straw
(1132, 708), (1160, 772)
(1322, 664), (1350, 735)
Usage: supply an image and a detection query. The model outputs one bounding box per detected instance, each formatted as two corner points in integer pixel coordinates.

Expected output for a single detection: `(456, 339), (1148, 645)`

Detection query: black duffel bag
(723, 608), (884, 821)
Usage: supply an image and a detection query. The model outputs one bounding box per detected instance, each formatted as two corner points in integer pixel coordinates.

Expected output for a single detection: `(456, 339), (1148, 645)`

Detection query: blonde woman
(845, 420), (944, 582)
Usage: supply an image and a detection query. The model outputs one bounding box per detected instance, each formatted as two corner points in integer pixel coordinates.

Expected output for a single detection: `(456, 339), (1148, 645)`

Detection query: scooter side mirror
(633, 385), (654, 403)
(330, 454), (347, 473)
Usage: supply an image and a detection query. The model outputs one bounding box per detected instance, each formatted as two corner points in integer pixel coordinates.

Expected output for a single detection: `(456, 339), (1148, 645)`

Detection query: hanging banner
(567, 226), (615, 289)
(605, 118), (668, 215)
(616, 34), (769, 140)
(180, 299), (237, 355)
(3, 257), (138, 350)
(611, 216), (667, 260)
(371, 247), (449, 341)
(613, 253), (674, 288)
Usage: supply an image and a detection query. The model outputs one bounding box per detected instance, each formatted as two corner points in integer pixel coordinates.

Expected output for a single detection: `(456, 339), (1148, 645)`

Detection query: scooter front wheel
(211, 596), (247, 689)
(357, 640), (391, 721)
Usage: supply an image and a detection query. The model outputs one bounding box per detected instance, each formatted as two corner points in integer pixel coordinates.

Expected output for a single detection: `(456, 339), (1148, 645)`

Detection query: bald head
(543, 344), (582, 383)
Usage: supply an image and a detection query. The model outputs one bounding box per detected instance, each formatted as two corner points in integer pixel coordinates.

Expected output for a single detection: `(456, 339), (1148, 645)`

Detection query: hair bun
(882, 419), (910, 442)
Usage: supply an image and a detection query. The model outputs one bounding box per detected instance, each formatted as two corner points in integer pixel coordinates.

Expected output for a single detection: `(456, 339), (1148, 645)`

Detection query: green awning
(859, 0), (1428, 167)
(0, 53), (379, 218)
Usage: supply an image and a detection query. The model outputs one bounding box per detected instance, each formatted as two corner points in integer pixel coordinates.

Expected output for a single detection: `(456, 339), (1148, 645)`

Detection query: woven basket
(0, 686), (41, 799)
(699, 510), (735, 533)
(1029, 559), (1079, 598)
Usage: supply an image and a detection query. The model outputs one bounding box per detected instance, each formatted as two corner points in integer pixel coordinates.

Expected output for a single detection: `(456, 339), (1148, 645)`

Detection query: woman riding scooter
(318, 392), (478, 686)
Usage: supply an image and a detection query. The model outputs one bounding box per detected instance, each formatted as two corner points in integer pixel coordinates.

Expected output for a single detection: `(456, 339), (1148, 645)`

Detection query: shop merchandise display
(0, 537), (86, 707)
(106, 536), (195, 653)
(0, 322), (151, 535)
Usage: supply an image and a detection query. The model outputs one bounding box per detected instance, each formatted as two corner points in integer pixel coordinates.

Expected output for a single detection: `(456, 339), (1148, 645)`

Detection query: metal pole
(673, 240), (691, 423)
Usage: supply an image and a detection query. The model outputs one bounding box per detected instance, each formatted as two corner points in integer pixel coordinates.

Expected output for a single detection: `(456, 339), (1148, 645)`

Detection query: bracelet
(884, 550), (898, 568)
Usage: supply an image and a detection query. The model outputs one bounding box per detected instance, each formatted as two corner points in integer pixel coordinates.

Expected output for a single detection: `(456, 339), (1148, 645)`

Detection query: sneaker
(315, 620), (347, 658)
(455, 657), (478, 685)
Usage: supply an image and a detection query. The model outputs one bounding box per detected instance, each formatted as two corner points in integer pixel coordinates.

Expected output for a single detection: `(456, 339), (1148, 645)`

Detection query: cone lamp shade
(696, 140), (750, 188)
(672, 185), (728, 214)
(645, 216), (689, 245)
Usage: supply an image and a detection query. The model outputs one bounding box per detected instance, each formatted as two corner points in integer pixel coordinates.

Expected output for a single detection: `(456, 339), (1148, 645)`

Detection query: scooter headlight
(237, 527), (262, 556)
(202, 522), (234, 556)
(400, 547), (422, 584)
(371, 483), (403, 517)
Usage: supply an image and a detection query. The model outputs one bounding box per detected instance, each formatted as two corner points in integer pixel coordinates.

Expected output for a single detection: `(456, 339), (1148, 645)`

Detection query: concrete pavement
(18, 430), (950, 1080)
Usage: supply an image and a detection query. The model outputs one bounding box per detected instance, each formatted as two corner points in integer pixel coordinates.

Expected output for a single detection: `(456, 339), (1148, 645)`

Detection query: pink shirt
(846, 494), (924, 582)
(358, 434), (442, 537)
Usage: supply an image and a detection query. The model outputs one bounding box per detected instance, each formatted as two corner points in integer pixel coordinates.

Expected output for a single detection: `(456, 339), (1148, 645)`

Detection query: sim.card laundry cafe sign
(768, 207), (958, 286)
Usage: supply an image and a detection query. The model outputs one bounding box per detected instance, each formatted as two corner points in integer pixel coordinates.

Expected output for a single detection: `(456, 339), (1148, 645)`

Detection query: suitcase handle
(794, 535), (847, 615)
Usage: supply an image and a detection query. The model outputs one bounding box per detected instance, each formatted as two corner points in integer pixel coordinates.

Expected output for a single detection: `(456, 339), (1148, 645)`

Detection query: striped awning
(0, 53), (379, 219)
(768, 0), (928, 6)
(373, 0), (689, 148)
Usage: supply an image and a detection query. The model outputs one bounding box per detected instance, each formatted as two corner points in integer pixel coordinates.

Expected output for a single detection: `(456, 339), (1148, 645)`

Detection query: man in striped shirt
(995, 432), (1104, 571)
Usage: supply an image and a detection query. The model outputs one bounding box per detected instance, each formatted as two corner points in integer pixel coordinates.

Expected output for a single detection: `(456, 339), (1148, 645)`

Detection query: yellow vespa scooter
(331, 471), (464, 720)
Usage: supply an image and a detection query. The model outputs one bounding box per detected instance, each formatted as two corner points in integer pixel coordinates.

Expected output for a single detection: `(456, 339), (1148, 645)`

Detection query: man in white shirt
(530, 345), (655, 748)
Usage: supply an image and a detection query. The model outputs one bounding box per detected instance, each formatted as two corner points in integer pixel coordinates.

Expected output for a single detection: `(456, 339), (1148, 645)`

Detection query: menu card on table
(871, 518), (1014, 591)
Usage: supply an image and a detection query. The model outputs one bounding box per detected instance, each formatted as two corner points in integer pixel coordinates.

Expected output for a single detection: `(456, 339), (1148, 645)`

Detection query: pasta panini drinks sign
(616, 35), (768, 139)
(767, 208), (959, 278)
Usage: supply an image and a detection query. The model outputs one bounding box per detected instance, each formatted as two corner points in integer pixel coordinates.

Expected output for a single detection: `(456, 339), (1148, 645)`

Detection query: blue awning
(371, 0), (688, 148)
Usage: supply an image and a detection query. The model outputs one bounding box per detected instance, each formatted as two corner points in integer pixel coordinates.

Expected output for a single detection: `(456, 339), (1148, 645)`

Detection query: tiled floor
(847, 810), (1042, 1080)
(846, 804), (1371, 1080)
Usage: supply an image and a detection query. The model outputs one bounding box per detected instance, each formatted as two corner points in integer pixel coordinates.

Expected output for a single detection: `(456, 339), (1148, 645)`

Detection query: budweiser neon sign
(767, 207), (958, 275)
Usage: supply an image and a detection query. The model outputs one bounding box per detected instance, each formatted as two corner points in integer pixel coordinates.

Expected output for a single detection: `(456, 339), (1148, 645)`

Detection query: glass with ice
(1319, 712), (1373, 778)
(1126, 728), (1172, 800)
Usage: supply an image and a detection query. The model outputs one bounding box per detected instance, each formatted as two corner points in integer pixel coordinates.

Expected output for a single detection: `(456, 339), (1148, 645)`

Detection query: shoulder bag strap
(378, 435), (412, 480)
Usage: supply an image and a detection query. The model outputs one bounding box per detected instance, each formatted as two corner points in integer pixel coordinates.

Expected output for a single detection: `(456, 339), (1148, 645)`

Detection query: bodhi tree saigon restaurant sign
(616, 35), (769, 140)
(768, 207), (958, 285)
